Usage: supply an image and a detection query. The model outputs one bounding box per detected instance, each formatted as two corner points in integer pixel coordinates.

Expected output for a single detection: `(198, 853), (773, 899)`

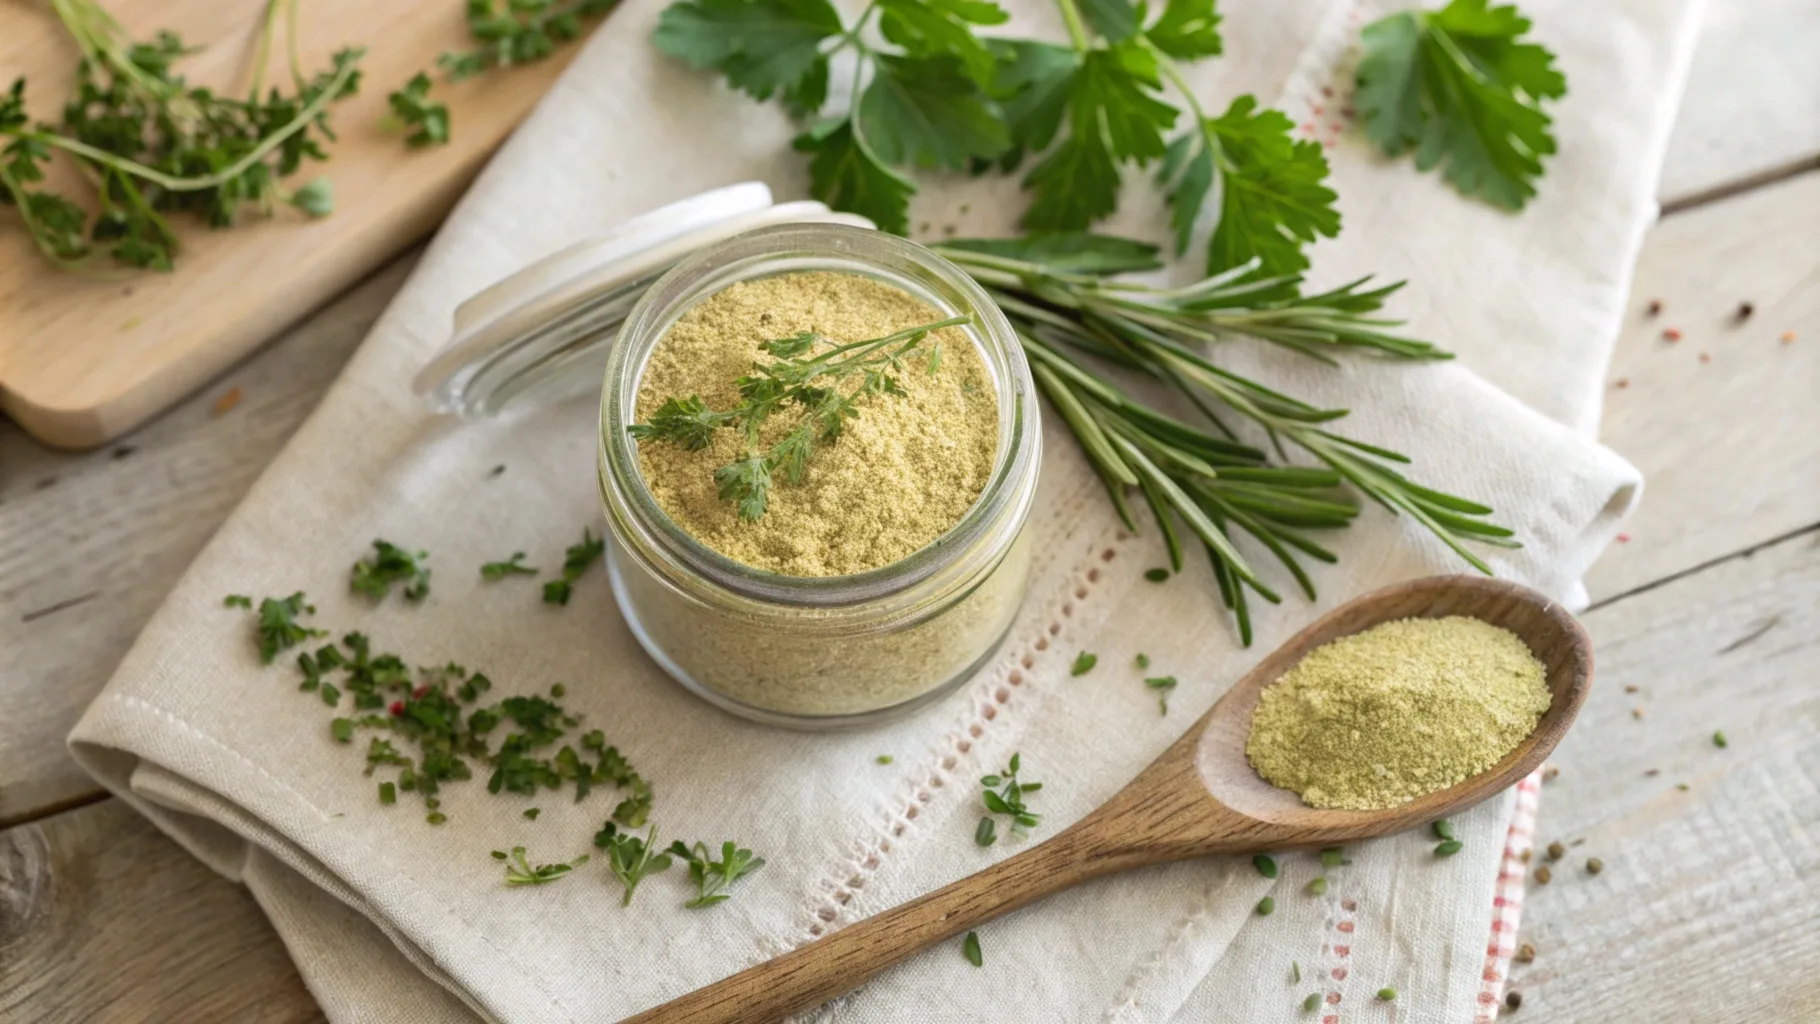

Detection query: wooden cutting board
(0, 0), (607, 450)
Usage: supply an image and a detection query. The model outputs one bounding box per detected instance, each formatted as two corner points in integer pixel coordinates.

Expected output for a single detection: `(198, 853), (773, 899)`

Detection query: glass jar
(597, 224), (1041, 728)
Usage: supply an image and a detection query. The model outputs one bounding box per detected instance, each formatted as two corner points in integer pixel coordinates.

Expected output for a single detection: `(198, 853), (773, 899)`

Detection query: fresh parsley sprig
(480, 552), (539, 580)
(493, 845), (589, 885)
(241, 591), (327, 663)
(542, 528), (605, 605)
(596, 822), (674, 906)
(351, 540), (432, 602)
(1356, 0), (1565, 210)
(936, 233), (1514, 644)
(668, 839), (766, 908)
(975, 752), (1041, 846)
(630, 314), (970, 520)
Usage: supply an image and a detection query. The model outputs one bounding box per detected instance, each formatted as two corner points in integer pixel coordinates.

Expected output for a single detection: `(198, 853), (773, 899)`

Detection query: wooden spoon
(625, 574), (1591, 1024)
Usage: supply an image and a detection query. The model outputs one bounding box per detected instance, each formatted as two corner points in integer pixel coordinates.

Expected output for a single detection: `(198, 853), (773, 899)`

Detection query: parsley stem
(1051, 0), (1091, 51)
(21, 52), (364, 195)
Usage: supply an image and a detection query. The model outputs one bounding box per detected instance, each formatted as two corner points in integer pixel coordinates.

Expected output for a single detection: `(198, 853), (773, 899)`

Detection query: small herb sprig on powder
(351, 540), (432, 601)
(631, 313), (971, 520)
(669, 839), (766, 908)
(975, 752), (1041, 846)
(595, 822), (673, 905)
(493, 845), (589, 885)
(542, 528), (605, 605)
(1355, 0), (1565, 210)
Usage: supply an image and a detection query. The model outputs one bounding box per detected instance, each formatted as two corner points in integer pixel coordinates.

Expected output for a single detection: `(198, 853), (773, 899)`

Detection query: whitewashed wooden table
(3, 4), (1817, 1019)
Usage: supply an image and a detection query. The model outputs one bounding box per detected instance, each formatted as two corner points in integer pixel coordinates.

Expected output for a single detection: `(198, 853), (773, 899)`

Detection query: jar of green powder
(597, 224), (1042, 726)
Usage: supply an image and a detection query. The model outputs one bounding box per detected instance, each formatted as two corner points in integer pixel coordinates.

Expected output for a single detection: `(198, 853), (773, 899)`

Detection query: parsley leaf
(653, 0), (842, 117)
(1070, 651), (1098, 676)
(858, 54), (1009, 172)
(1020, 42), (1176, 231)
(668, 839), (766, 908)
(1077, 0), (1140, 43)
(1356, 0), (1565, 210)
(989, 39), (1078, 171)
(254, 592), (327, 664)
(542, 528), (605, 605)
(876, 0), (1007, 87)
(1146, 0), (1223, 60)
(351, 540), (432, 602)
(596, 823), (674, 906)
(387, 72), (449, 147)
(1161, 94), (1340, 275)
(480, 552), (539, 580)
(794, 118), (917, 236)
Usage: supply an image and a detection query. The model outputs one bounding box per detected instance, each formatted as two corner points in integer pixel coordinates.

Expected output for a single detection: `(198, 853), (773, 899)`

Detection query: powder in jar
(634, 271), (997, 576)
(1245, 616), (1551, 810)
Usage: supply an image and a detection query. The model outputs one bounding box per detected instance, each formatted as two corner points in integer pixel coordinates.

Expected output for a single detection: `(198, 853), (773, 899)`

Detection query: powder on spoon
(1245, 616), (1551, 810)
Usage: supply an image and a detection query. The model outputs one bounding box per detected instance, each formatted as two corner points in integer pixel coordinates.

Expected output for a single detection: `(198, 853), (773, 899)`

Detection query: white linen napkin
(69, 0), (1699, 1020)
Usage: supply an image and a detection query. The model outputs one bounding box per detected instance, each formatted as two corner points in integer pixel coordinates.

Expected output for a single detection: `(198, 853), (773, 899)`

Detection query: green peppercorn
(1257, 896), (1276, 915)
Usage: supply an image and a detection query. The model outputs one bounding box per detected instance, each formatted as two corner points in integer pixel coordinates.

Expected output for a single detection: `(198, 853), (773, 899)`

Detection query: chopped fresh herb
(543, 528), (606, 605)
(255, 593), (327, 664)
(1319, 846), (1348, 868)
(1252, 853), (1278, 878)
(427, 811), (447, 825)
(1256, 896), (1275, 915)
(669, 839), (766, 908)
(1355, 0), (1566, 209)
(331, 718), (356, 743)
(496, 845), (589, 886)
(1434, 839), (1464, 856)
(551, 683), (566, 698)
(351, 540), (432, 602)
(386, 72), (449, 147)
(224, 594), (252, 609)
(1292, 960), (1301, 983)
(1070, 651), (1098, 676)
(1305, 876), (1328, 896)
(876, 754), (893, 765)
(1135, 653), (1150, 669)
(1144, 567), (1170, 582)
(523, 807), (541, 820)
(1432, 819), (1456, 841)
(379, 781), (396, 804)
(1303, 992), (1322, 1012)
(1712, 730), (1728, 748)
(962, 930), (983, 967)
(438, 0), (618, 83)
(976, 752), (1041, 844)
(596, 823), (674, 906)
(1377, 988), (1397, 1001)
(480, 552), (539, 580)
(631, 315), (972, 519)
(1144, 675), (1178, 715)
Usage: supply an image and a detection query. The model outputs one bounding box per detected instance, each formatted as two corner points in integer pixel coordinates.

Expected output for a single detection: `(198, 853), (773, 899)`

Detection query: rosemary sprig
(631, 313), (972, 520)
(937, 234), (1515, 644)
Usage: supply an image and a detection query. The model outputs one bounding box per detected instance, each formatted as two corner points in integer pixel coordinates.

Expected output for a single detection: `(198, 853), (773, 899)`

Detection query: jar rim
(597, 223), (1040, 609)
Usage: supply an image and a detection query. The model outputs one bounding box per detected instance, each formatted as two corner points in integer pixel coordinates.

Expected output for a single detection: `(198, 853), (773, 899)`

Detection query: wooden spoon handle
(621, 829), (1118, 1024)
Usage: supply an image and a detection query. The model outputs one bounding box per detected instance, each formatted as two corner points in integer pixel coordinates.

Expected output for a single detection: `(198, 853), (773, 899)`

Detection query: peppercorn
(1645, 299), (1661, 317)
(1506, 990), (1523, 1010)
(1515, 942), (1536, 963)
(1546, 841), (1565, 861)
(1542, 765), (1559, 782)
(1586, 857), (1604, 875)
(1736, 301), (1754, 320)
(1534, 865), (1552, 884)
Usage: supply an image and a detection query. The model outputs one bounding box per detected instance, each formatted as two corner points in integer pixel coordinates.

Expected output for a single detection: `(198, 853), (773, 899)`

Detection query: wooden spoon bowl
(625, 575), (1591, 1023)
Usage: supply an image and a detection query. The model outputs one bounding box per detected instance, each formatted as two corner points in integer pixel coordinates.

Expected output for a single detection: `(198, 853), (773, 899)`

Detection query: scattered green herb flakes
(1303, 992), (1322, 1012)
(1252, 853), (1278, 879)
(1377, 987), (1397, 1002)
(876, 754), (894, 765)
(1432, 819), (1456, 841)
(1434, 839), (1464, 857)
(1144, 567), (1170, 582)
(1319, 846), (1347, 868)
(331, 718), (356, 743)
(1144, 675), (1178, 715)
(427, 812), (448, 825)
(480, 552), (539, 580)
(1070, 651), (1098, 676)
(596, 823), (674, 906)
(1291, 961), (1301, 983)
(439, 0), (619, 83)
(254, 593), (327, 663)
(224, 594), (252, 609)
(379, 781), (396, 804)
(1135, 653), (1150, 669)
(669, 839), (766, 908)
(386, 72), (449, 147)
(351, 540), (432, 602)
(1355, 0), (1566, 210)
(523, 807), (541, 820)
(1256, 896), (1275, 916)
(543, 528), (606, 605)
(962, 930), (983, 967)
(1712, 730), (1728, 748)
(496, 845), (589, 886)
(1305, 876), (1328, 896)
(977, 752), (1041, 844)
(551, 683), (566, 698)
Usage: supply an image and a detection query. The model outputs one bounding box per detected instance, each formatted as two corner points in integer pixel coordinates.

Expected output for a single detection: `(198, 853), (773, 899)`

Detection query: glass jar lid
(412, 182), (877, 417)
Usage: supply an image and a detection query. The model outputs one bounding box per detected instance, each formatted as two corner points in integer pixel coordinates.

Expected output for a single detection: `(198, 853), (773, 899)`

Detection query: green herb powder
(1246, 616), (1550, 810)
(635, 271), (996, 576)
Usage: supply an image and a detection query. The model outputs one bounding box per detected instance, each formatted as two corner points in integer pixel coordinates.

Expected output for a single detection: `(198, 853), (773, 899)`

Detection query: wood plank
(0, 256), (413, 828)
(0, 1), (599, 449)
(1511, 526), (1820, 1020)
(0, 797), (322, 1023)
(1583, 170), (1820, 603)
(1658, 0), (1820, 206)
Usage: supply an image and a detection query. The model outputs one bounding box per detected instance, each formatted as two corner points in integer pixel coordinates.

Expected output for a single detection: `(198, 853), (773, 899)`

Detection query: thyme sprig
(493, 845), (589, 885)
(596, 822), (673, 906)
(668, 839), (766, 908)
(631, 313), (972, 520)
(935, 234), (1515, 645)
(975, 752), (1041, 846)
